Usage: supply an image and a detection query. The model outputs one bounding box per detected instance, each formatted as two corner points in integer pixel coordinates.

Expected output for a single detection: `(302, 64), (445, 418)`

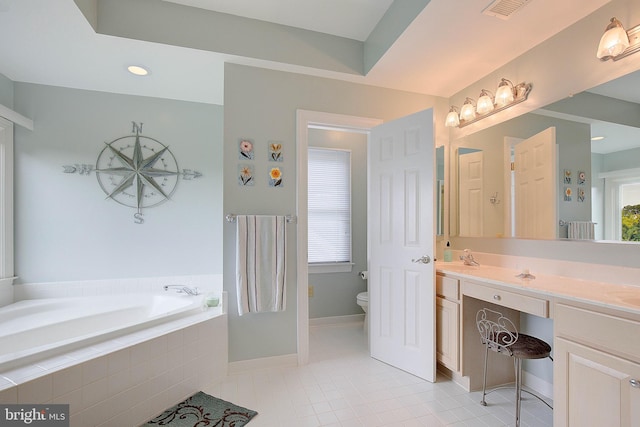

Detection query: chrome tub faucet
(164, 285), (200, 295)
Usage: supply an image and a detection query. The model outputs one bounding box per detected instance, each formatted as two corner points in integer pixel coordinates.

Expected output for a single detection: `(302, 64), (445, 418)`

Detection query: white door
(514, 127), (557, 239)
(369, 109), (436, 382)
(458, 150), (484, 237)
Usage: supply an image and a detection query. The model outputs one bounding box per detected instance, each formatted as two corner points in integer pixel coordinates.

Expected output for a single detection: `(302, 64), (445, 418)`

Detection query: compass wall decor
(63, 122), (202, 224)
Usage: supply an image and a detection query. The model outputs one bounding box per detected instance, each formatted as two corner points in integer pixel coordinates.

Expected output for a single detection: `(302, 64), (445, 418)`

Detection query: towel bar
(225, 214), (297, 224)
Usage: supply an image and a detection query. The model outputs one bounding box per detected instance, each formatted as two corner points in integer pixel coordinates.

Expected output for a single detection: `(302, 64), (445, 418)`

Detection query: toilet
(356, 291), (369, 333)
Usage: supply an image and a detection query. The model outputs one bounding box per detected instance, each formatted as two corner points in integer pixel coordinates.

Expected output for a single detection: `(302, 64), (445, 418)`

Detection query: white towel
(568, 221), (595, 240)
(236, 215), (287, 315)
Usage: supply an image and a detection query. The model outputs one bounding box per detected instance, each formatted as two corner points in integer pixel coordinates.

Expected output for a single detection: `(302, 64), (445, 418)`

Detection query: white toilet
(356, 291), (368, 333)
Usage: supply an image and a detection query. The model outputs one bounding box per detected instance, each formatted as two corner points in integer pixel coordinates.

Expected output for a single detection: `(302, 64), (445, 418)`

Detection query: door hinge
(511, 161), (515, 171)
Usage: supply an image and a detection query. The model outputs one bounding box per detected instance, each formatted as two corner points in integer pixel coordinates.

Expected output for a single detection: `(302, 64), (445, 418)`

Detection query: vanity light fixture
(445, 106), (460, 127)
(597, 17), (640, 61)
(459, 98), (477, 122)
(445, 79), (532, 128)
(127, 65), (150, 76)
(476, 89), (495, 115)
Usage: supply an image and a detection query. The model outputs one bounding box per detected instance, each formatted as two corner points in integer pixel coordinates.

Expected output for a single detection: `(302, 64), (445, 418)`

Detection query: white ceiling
(0, 0), (612, 105)
(0, 0), (638, 154)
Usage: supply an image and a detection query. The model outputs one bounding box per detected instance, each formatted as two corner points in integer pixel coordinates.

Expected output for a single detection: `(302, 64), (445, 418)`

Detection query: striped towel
(236, 215), (286, 315)
(568, 221), (595, 240)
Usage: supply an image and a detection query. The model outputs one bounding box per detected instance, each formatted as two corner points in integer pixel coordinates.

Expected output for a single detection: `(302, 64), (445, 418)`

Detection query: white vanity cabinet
(436, 274), (460, 372)
(554, 303), (640, 427)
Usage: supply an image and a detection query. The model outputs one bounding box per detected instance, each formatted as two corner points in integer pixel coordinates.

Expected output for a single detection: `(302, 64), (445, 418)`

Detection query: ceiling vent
(482, 0), (531, 20)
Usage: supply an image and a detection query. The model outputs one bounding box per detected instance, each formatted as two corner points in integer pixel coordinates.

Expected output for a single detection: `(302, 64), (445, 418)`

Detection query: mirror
(436, 145), (445, 236)
(451, 69), (640, 242)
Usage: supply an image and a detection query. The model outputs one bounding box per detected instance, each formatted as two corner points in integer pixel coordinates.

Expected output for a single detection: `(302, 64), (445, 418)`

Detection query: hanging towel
(568, 221), (595, 240)
(236, 215), (287, 315)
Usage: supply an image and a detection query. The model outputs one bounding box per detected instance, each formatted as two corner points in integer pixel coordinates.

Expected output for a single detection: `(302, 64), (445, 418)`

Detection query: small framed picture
(269, 166), (283, 187)
(238, 164), (254, 186)
(238, 138), (254, 160)
(269, 141), (283, 162)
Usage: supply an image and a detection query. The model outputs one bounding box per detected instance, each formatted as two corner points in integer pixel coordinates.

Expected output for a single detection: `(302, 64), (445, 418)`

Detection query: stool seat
(510, 333), (551, 359)
(476, 308), (553, 427)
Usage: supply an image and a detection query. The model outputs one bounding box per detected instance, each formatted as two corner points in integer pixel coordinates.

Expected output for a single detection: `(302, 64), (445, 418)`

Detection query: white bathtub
(0, 292), (207, 371)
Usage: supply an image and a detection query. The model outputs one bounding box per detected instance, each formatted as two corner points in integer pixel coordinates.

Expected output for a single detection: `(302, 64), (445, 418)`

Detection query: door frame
(296, 110), (383, 365)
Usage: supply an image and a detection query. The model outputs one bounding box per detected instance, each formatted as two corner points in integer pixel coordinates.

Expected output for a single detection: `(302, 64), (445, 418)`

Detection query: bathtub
(0, 292), (207, 371)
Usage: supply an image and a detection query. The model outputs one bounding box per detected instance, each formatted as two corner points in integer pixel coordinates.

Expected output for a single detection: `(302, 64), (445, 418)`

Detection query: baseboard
(227, 353), (298, 374)
(309, 313), (364, 327)
(523, 371), (553, 400)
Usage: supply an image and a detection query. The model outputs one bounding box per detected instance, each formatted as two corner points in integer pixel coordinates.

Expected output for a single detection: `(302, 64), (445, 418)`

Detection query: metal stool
(476, 308), (553, 427)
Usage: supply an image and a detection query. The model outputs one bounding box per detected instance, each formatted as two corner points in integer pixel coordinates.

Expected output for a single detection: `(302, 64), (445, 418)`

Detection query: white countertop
(436, 261), (640, 316)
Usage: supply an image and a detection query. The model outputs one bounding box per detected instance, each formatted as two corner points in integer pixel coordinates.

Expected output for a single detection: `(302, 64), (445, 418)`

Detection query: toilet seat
(356, 292), (368, 304)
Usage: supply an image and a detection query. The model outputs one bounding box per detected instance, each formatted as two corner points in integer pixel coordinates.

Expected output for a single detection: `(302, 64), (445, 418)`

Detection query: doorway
(295, 110), (383, 365)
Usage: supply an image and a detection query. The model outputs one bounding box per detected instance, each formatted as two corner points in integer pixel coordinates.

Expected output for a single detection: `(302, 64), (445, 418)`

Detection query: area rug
(141, 391), (258, 426)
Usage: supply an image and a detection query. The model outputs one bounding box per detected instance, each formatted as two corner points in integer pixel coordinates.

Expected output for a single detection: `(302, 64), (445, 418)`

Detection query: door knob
(412, 255), (431, 264)
(630, 379), (640, 388)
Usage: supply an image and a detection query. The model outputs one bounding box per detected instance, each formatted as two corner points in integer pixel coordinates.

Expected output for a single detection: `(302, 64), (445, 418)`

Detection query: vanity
(435, 260), (640, 427)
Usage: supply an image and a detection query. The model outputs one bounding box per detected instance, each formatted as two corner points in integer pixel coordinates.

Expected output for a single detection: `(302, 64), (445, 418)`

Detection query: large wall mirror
(450, 69), (640, 243)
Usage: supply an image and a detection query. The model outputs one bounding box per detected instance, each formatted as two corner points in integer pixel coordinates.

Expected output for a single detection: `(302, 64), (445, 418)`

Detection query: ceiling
(0, 0), (638, 154)
(0, 0), (612, 105)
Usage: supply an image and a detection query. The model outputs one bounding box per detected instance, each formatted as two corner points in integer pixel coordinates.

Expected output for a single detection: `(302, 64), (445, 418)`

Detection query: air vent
(482, 0), (531, 20)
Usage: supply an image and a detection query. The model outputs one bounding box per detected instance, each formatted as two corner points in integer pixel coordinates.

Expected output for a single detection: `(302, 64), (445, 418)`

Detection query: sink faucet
(164, 285), (200, 296)
(460, 249), (480, 266)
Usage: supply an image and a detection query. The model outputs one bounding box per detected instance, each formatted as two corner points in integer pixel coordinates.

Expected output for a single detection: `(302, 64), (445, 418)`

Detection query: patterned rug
(141, 391), (258, 427)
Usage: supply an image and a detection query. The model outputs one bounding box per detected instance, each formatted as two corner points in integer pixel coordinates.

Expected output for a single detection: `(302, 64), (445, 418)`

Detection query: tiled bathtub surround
(0, 275), (227, 426)
(0, 311), (228, 427)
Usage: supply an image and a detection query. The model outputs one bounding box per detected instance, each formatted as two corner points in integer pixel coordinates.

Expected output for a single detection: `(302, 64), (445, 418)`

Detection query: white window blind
(308, 148), (351, 264)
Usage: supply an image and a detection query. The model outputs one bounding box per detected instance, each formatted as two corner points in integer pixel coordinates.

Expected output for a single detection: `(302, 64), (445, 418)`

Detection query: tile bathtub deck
(203, 322), (553, 427)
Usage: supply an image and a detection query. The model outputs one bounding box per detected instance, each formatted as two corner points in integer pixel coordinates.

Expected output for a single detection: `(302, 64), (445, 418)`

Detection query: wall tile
(18, 375), (52, 403)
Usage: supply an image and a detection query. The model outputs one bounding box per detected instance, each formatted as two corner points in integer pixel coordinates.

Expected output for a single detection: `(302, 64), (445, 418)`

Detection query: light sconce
(459, 98), (477, 122)
(445, 79), (532, 128)
(597, 17), (640, 61)
(445, 106), (460, 127)
(476, 89), (495, 115)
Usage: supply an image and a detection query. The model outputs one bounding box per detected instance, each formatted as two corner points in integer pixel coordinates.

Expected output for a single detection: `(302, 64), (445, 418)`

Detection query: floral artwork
(239, 139), (254, 160)
(578, 188), (585, 202)
(269, 166), (283, 187)
(269, 141), (283, 162)
(564, 187), (572, 202)
(238, 164), (254, 186)
(564, 169), (572, 184)
(578, 171), (586, 185)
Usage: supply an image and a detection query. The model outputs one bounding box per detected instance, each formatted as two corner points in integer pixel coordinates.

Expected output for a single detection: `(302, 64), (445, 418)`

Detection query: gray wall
(13, 83), (223, 283)
(223, 63), (444, 362)
(0, 73), (13, 109)
(308, 128), (367, 319)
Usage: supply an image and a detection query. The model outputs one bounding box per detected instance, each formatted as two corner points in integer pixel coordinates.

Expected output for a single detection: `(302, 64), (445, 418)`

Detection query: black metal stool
(476, 308), (553, 427)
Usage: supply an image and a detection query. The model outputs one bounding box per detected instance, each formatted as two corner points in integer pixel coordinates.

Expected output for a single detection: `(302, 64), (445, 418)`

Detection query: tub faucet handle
(164, 285), (200, 296)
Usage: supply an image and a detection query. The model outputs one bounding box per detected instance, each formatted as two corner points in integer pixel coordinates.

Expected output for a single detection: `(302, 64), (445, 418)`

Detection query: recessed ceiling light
(591, 136), (605, 141)
(127, 65), (150, 76)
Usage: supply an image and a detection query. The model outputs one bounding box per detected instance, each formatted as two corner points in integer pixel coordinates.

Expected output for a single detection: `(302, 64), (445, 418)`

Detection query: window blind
(308, 148), (352, 264)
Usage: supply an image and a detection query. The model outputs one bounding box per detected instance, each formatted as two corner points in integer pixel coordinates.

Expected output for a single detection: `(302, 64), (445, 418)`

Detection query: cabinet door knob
(631, 379), (640, 388)
(493, 294), (501, 301)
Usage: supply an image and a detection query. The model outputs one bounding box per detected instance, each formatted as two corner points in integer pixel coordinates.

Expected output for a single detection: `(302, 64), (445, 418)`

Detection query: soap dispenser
(444, 241), (453, 262)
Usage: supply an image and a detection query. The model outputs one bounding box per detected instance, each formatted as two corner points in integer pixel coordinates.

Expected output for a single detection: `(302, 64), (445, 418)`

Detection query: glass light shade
(597, 18), (630, 59)
(495, 82), (515, 107)
(460, 101), (476, 122)
(445, 109), (460, 127)
(476, 91), (494, 115)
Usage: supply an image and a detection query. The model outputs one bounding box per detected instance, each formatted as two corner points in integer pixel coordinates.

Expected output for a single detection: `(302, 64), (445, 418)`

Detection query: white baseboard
(523, 371), (554, 400)
(227, 353), (298, 374)
(309, 314), (364, 327)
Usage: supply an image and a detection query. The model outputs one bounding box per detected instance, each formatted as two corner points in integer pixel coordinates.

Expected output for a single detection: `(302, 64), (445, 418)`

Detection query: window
(0, 117), (14, 284)
(307, 148), (352, 272)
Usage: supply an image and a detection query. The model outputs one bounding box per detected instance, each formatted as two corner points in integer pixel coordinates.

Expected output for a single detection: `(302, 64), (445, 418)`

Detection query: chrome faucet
(164, 285), (200, 295)
(460, 249), (480, 266)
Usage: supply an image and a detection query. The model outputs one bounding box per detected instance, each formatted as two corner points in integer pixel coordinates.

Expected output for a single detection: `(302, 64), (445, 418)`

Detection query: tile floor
(203, 321), (553, 427)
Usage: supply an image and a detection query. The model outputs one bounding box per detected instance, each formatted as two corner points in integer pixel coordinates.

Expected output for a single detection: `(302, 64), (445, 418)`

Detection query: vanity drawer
(462, 281), (549, 318)
(436, 275), (459, 300)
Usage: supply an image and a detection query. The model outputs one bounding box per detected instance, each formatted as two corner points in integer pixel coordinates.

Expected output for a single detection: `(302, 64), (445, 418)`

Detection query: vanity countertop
(436, 261), (640, 316)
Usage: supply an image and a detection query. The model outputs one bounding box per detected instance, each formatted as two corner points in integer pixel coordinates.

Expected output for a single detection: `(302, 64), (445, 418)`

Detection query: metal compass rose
(63, 122), (202, 224)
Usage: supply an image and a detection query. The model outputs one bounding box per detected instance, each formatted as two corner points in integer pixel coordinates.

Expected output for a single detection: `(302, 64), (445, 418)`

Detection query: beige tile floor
(204, 321), (553, 427)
